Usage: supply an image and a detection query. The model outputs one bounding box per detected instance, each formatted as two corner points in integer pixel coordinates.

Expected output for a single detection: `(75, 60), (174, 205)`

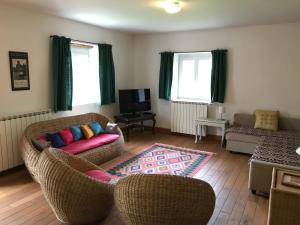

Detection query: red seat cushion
(85, 170), (112, 182)
(61, 133), (119, 154)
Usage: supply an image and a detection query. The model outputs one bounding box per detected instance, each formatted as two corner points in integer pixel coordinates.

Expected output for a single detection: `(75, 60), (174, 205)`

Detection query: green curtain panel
(159, 52), (174, 100)
(52, 35), (73, 112)
(98, 44), (116, 105)
(211, 49), (228, 103)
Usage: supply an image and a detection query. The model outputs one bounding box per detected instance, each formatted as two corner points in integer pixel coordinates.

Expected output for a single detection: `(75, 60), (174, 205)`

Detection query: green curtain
(98, 44), (115, 105)
(52, 35), (73, 112)
(159, 52), (174, 100)
(211, 49), (227, 103)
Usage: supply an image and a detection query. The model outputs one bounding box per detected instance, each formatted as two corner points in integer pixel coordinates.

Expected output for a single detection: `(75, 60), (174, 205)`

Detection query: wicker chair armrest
(116, 126), (125, 141)
(115, 174), (216, 225)
(48, 148), (101, 173)
(20, 135), (41, 181)
(95, 114), (124, 139)
(93, 113), (110, 127)
(37, 148), (114, 224)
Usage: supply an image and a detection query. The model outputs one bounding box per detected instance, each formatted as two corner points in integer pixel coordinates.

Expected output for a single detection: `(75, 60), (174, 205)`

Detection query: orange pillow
(80, 125), (94, 139)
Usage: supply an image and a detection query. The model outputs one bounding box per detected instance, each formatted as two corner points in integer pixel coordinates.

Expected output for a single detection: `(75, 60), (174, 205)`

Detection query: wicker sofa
(225, 113), (300, 194)
(21, 113), (125, 182)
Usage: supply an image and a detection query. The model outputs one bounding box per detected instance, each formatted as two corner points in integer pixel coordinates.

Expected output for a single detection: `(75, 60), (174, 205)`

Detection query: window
(71, 43), (100, 106)
(171, 52), (212, 103)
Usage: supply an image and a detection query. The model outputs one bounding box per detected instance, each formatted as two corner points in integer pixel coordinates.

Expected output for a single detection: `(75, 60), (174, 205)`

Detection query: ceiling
(1, 0), (300, 33)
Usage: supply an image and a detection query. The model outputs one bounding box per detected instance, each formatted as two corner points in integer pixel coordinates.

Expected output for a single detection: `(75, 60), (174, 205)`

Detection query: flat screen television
(119, 89), (151, 114)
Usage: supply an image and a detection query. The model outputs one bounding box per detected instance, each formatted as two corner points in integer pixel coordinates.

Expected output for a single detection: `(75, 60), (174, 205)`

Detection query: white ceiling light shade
(164, 1), (182, 14)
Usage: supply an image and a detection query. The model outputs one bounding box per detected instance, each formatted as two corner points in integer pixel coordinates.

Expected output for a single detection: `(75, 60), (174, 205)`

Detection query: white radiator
(171, 101), (207, 135)
(0, 109), (52, 172)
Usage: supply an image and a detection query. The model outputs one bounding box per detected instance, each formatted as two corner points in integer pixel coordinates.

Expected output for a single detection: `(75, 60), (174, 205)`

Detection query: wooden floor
(0, 131), (269, 225)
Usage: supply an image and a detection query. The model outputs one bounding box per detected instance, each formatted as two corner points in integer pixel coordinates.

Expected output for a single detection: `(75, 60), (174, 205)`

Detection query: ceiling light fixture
(164, 1), (182, 14)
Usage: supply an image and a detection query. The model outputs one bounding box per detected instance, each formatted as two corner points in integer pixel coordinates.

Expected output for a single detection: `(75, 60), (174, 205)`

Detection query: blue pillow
(70, 125), (83, 141)
(89, 122), (104, 135)
(46, 133), (65, 148)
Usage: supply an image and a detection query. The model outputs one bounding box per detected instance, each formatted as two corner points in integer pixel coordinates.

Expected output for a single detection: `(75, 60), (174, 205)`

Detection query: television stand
(114, 112), (156, 141)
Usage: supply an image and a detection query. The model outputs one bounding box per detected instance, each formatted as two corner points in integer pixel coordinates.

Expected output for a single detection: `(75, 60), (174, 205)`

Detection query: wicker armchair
(37, 148), (114, 225)
(114, 174), (216, 225)
(21, 113), (125, 182)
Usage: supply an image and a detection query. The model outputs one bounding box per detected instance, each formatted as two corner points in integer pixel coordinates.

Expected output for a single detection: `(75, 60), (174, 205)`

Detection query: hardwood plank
(208, 206), (221, 225)
(226, 175), (252, 225)
(34, 213), (59, 225)
(239, 200), (257, 225)
(8, 204), (50, 225)
(252, 197), (269, 225)
(10, 190), (43, 207)
(0, 196), (46, 224)
(214, 211), (230, 225)
(213, 154), (242, 196)
(221, 158), (249, 214)
(0, 195), (45, 220)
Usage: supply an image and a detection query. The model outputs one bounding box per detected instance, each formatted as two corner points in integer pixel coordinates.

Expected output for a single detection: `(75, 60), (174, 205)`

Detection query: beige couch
(225, 113), (300, 194)
(225, 113), (300, 154)
(249, 135), (300, 194)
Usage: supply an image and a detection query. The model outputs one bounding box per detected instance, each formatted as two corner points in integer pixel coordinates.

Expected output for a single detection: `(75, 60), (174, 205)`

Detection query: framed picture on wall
(9, 51), (30, 91)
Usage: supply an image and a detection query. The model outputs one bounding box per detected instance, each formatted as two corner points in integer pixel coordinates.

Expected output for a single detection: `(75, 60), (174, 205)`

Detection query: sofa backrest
(233, 114), (255, 127)
(24, 113), (110, 140)
(278, 117), (300, 131)
(233, 113), (300, 131)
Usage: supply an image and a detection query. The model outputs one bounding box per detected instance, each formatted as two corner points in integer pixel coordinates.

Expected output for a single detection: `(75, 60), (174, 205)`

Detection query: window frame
(171, 52), (212, 103)
(70, 42), (101, 106)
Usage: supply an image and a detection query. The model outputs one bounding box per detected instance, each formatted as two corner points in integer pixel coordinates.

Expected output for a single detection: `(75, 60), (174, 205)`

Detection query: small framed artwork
(9, 51), (30, 91)
(282, 173), (300, 189)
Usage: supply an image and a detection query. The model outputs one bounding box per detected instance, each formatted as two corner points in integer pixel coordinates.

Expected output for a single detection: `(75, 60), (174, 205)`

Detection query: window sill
(72, 102), (100, 107)
(171, 98), (211, 104)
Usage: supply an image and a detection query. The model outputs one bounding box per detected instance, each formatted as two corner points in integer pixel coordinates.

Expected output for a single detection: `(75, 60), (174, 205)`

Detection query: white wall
(132, 23), (300, 132)
(0, 4), (133, 119)
(1, 3), (300, 135)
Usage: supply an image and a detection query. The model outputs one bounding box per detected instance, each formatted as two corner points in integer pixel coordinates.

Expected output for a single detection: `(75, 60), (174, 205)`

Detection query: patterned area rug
(105, 143), (213, 180)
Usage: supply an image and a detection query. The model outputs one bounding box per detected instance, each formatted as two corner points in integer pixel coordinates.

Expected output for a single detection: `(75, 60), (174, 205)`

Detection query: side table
(195, 118), (228, 146)
(268, 167), (300, 225)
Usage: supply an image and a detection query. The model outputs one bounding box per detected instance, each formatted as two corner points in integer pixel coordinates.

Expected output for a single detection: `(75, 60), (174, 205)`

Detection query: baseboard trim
(0, 164), (26, 176)
(144, 126), (221, 140)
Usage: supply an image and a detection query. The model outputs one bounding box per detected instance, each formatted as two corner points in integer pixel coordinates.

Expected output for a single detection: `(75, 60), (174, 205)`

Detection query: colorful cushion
(62, 133), (119, 154)
(81, 125), (94, 139)
(46, 133), (66, 148)
(85, 169), (112, 182)
(89, 122), (104, 135)
(31, 136), (51, 152)
(70, 125), (83, 141)
(58, 128), (74, 145)
(254, 110), (279, 131)
(104, 122), (118, 134)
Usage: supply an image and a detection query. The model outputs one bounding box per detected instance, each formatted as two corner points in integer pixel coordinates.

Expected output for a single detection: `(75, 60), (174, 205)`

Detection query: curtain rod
(50, 35), (98, 45)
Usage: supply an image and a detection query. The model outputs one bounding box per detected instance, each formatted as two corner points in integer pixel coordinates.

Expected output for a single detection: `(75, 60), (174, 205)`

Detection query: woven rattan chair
(114, 174), (216, 225)
(37, 148), (114, 225)
(21, 113), (125, 182)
